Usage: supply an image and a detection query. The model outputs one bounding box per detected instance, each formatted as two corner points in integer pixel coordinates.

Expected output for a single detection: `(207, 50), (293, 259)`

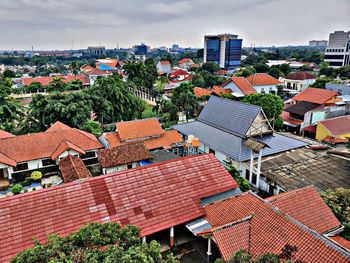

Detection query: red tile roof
(0, 154), (238, 262)
(228, 77), (256, 95)
(46, 121), (71, 132)
(51, 140), (86, 160)
(201, 190), (348, 262)
(84, 68), (115, 76)
(215, 70), (228, 75)
(0, 122), (102, 163)
(266, 187), (341, 234)
(169, 69), (190, 78)
(80, 64), (94, 72)
(0, 152), (16, 167)
(292, 88), (338, 104)
(0, 130), (15, 139)
(21, 75), (90, 86)
(212, 86), (232, 95)
(59, 155), (90, 183)
(285, 72), (316, 80)
(159, 60), (170, 65)
(105, 130), (183, 150)
(98, 142), (153, 168)
(194, 87), (213, 97)
(319, 116), (350, 136)
(178, 58), (193, 65)
(116, 118), (165, 142)
(331, 236), (350, 251)
(246, 73), (280, 86)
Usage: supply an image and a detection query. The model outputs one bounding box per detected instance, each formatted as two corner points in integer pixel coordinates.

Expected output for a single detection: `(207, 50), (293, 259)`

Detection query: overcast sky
(1, 0), (349, 50)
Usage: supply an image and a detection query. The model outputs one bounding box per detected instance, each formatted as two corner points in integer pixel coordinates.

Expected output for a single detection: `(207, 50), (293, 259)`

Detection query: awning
(186, 217), (212, 236)
(303, 125), (316, 133)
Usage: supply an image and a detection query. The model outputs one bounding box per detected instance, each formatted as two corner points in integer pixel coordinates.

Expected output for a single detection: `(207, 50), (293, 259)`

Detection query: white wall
(103, 162), (138, 175)
(253, 84), (278, 94)
(221, 81), (244, 97)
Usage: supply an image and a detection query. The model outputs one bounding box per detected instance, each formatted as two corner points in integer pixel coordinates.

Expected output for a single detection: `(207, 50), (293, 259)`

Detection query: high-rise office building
(204, 34), (242, 69)
(324, 31), (350, 68)
(133, 43), (150, 56)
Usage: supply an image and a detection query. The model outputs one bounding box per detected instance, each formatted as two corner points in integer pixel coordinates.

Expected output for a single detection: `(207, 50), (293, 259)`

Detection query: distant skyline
(0, 0), (349, 50)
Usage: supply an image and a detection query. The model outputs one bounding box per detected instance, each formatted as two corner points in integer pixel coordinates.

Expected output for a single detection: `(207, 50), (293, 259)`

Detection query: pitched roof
(51, 140), (86, 160)
(212, 86), (232, 95)
(84, 68), (114, 76)
(178, 58), (193, 64)
(159, 60), (170, 65)
(319, 115), (350, 136)
(116, 118), (165, 141)
(59, 155), (90, 183)
(246, 73), (280, 86)
(0, 124), (102, 163)
(105, 130), (183, 150)
(169, 69), (190, 78)
(292, 88), (338, 104)
(226, 77), (256, 95)
(0, 154), (238, 262)
(98, 142), (153, 168)
(194, 87), (213, 97)
(0, 152), (16, 167)
(198, 96), (262, 138)
(46, 121), (71, 132)
(285, 72), (316, 80)
(21, 75), (90, 86)
(266, 187), (341, 234)
(202, 191), (349, 262)
(284, 101), (321, 116)
(0, 130), (15, 139)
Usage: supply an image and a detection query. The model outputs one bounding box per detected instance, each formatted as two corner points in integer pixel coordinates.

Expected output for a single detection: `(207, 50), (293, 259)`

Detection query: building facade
(309, 40), (327, 47)
(324, 31), (350, 68)
(204, 34), (242, 69)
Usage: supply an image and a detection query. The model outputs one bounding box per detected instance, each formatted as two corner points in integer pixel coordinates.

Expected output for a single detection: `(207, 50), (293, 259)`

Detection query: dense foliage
(81, 120), (103, 137)
(11, 222), (176, 263)
(242, 94), (284, 130)
(321, 188), (350, 240)
(227, 166), (252, 192)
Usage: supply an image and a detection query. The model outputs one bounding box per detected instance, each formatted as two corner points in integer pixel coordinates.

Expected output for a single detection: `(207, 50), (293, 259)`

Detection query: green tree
(47, 77), (67, 92)
(3, 69), (16, 78)
(201, 62), (221, 74)
(192, 74), (206, 87)
(267, 68), (283, 79)
(70, 61), (79, 76)
(171, 83), (198, 120)
(336, 65), (350, 79)
(242, 94), (284, 131)
(144, 58), (158, 90)
(66, 79), (83, 91)
(321, 188), (350, 240)
(227, 166), (252, 192)
(309, 76), (333, 89)
(271, 64), (291, 76)
(254, 63), (270, 73)
(235, 67), (256, 78)
(25, 81), (43, 93)
(12, 222), (176, 263)
(82, 120), (102, 137)
(319, 62), (336, 78)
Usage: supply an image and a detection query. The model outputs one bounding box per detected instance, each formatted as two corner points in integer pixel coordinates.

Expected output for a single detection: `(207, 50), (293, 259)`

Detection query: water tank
(192, 137), (200, 148)
(188, 134), (195, 143)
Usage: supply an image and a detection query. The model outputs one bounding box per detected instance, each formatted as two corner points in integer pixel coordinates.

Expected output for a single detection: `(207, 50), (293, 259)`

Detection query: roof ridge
(203, 191), (251, 207)
(212, 214), (254, 233)
(266, 186), (314, 202)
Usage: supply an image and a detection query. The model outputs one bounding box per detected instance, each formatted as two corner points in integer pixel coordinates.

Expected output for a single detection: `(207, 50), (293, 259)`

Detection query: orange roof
(194, 87), (213, 97)
(105, 130), (183, 150)
(159, 60), (170, 65)
(0, 152), (16, 167)
(212, 86), (232, 95)
(21, 74), (90, 86)
(96, 59), (118, 69)
(46, 121), (71, 132)
(281, 111), (303, 126)
(230, 77), (257, 95)
(51, 140), (86, 160)
(246, 73), (280, 86)
(178, 58), (193, 64)
(0, 122), (102, 163)
(292, 88), (338, 104)
(116, 118), (165, 141)
(0, 130), (15, 139)
(80, 64), (94, 72)
(201, 190), (348, 262)
(266, 187), (341, 234)
(330, 236), (350, 250)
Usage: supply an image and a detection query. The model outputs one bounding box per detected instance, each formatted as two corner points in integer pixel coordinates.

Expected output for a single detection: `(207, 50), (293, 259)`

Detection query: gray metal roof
(173, 121), (307, 161)
(198, 96), (262, 138)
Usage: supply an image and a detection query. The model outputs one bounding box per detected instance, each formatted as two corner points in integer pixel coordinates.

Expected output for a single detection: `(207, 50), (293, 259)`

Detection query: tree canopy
(171, 83), (198, 120)
(11, 222), (176, 263)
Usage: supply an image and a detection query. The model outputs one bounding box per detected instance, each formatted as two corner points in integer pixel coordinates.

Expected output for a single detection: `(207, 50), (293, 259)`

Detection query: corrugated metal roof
(198, 96), (261, 138)
(173, 121), (307, 161)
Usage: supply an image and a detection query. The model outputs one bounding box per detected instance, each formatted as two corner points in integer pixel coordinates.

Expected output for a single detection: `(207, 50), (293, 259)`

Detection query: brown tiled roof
(266, 187), (341, 234)
(0, 122), (102, 163)
(0, 130), (15, 139)
(201, 191), (348, 262)
(285, 72), (316, 80)
(105, 130), (183, 150)
(98, 142), (153, 168)
(116, 118), (165, 141)
(51, 140), (86, 160)
(246, 73), (280, 86)
(59, 155), (90, 183)
(292, 88), (338, 104)
(0, 154), (238, 262)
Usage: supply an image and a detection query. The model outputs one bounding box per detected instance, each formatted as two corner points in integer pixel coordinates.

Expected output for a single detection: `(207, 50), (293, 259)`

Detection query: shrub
(30, 171), (42, 181)
(11, 184), (23, 195)
(24, 189), (28, 193)
(21, 179), (31, 187)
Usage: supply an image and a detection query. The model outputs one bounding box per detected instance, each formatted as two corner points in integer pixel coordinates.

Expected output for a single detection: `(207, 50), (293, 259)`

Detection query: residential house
(80, 64), (94, 72)
(20, 74), (90, 88)
(58, 155), (91, 183)
(96, 58), (121, 69)
(316, 115), (350, 142)
(98, 142), (153, 174)
(326, 83), (350, 95)
(247, 146), (350, 195)
(220, 76), (257, 98)
(168, 69), (190, 81)
(101, 118), (184, 155)
(173, 96), (307, 190)
(84, 68), (114, 85)
(177, 58), (194, 69)
(0, 121), (102, 183)
(282, 88), (340, 135)
(246, 73), (280, 94)
(164, 75), (193, 95)
(0, 154), (239, 262)
(279, 71), (316, 94)
(191, 187), (350, 262)
(156, 60), (171, 74)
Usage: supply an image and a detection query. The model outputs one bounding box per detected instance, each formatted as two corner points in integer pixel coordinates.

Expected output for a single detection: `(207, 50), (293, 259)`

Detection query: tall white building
(324, 31), (350, 68)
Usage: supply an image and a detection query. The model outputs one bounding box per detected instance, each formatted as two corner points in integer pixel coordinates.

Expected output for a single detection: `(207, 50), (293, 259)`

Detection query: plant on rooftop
(20, 178), (31, 187)
(30, 171), (42, 181)
(227, 166), (252, 192)
(11, 184), (23, 195)
(321, 188), (350, 240)
(11, 222), (177, 263)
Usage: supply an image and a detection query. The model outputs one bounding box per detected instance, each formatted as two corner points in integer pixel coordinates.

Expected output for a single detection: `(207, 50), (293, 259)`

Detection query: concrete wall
(103, 162), (138, 175)
(253, 84), (278, 94)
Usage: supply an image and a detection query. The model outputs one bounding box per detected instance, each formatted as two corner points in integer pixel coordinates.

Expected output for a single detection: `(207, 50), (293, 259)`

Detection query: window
(42, 158), (56, 167)
(261, 88), (265, 94)
(13, 162), (29, 172)
(209, 148), (215, 155)
(80, 151), (96, 159)
(127, 164), (133, 169)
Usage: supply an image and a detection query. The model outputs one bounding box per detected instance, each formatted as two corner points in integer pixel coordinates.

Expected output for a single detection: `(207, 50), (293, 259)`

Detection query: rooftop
(0, 130), (14, 139)
(58, 155), (90, 183)
(0, 154), (238, 262)
(284, 71), (316, 80)
(319, 115), (350, 136)
(284, 101), (322, 116)
(230, 77), (257, 95)
(98, 142), (153, 168)
(292, 88), (338, 104)
(246, 73), (280, 86)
